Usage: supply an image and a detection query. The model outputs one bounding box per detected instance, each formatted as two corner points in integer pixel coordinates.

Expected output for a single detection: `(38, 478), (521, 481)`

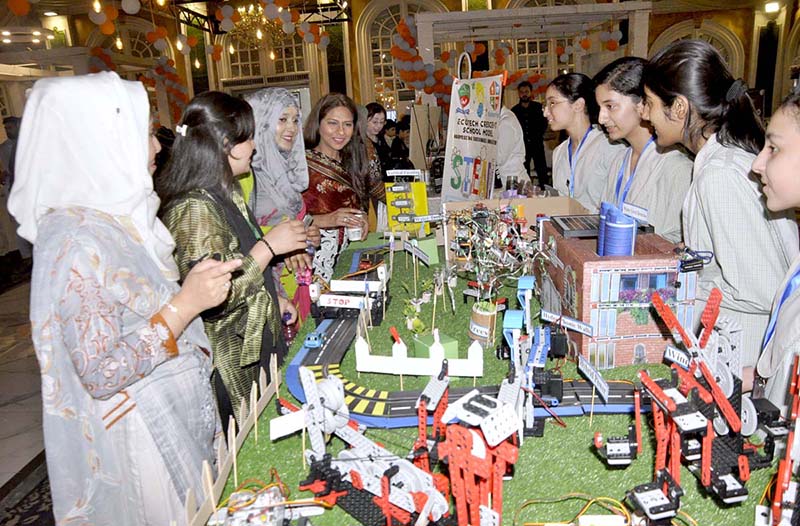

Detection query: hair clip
(175, 124), (188, 137)
(725, 79), (747, 103)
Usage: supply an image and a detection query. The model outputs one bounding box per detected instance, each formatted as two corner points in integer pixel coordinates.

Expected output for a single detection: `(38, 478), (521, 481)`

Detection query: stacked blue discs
(598, 202), (636, 256)
(598, 202), (611, 256)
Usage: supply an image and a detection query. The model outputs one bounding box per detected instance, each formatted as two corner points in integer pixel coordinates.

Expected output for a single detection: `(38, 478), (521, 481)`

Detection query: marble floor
(0, 282), (41, 489)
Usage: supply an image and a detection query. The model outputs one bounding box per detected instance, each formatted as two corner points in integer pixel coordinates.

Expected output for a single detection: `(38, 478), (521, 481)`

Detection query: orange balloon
(8, 0), (30, 17)
(186, 35), (198, 48)
(291, 10), (300, 23)
(104, 4), (119, 20)
(475, 43), (486, 55)
(424, 86), (434, 95)
(215, 9), (224, 21)
(156, 26), (168, 38)
(167, 59), (175, 67)
(146, 31), (158, 43)
(214, 44), (223, 53)
(310, 24), (320, 36)
(212, 51), (222, 62)
(496, 55), (505, 66)
(556, 45), (565, 56)
(605, 40), (619, 51)
(580, 38), (591, 50)
(100, 20), (116, 36)
(440, 51), (450, 62)
(231, 11), (241, 23)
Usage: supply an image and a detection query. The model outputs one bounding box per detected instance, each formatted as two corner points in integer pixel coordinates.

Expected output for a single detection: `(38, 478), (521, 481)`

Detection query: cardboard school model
(536, 219), (698, 370)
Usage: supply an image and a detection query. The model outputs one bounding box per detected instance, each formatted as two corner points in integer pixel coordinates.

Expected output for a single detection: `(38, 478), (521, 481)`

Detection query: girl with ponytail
(545, 73), (625, 213)
(643, 39), (799, 368)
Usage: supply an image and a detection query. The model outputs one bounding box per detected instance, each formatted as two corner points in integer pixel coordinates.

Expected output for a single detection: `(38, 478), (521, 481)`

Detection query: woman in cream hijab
(9, 72), (240, 525)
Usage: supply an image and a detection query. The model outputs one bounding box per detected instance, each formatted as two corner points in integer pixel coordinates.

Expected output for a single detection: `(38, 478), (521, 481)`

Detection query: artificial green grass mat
(223, 234), (773, 525)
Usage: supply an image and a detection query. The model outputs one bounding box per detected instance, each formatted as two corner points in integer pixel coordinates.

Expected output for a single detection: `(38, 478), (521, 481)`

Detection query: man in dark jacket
(510, 81), (549, 189)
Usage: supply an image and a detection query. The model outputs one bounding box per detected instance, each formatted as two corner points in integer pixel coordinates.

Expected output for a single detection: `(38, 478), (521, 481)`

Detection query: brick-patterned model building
(536, 219), (698, 369)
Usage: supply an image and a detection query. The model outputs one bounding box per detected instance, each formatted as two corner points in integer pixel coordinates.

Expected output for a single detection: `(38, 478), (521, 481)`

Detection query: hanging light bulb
(269, 50), (275, 60)
(256, 28), (263, 40)
(115, 36), (123, 50)
(156, 0), (166, 5)
(195, 57), (201, 69)
(229, 43), (235, 54)
(176, 39), (183, 51)
(92, 0), (102, 13)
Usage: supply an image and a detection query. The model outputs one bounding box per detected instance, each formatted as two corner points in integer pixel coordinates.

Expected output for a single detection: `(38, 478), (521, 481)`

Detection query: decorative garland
(138, 56), (189, 123)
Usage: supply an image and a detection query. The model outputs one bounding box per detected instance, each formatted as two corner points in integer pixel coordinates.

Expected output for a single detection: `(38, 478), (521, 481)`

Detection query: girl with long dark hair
(545, 73), (625, 212)
(157, 91), (309, 426)
(644, 40), (799, 368)
(594, 57), (692, 242)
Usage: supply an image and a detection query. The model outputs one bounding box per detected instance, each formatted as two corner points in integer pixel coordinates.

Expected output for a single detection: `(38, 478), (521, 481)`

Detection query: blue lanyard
(762, 265), (800, 350)
(567, 126), (593, 198)
(614, 137), (655, 207)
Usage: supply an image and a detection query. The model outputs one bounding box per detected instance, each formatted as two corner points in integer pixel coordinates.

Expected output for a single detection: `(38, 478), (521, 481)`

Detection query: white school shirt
(601, 144), (693, 243)
(684, 134), (799, 367)
(757, 254), (800, 417)
(552, 126), (626, 213)
(496, 106), (529, 185)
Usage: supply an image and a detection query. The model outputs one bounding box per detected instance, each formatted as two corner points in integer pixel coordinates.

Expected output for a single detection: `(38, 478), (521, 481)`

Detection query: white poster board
(441, 74), (503, 202)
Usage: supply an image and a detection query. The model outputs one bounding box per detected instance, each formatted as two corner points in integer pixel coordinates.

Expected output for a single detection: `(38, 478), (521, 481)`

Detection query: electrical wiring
(513, 492), (631, 526)
(672, 509), (699, 526)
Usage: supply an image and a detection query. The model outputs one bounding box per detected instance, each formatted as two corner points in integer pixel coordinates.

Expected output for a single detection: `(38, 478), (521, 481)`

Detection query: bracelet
(258, 237), (276, 258)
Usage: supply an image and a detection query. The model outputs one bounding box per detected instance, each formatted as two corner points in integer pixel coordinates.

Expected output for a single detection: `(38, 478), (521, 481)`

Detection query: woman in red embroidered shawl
(303, 93), (371, 282)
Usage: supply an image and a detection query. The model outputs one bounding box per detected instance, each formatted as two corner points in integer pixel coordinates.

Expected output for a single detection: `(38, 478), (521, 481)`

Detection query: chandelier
(227, 4), (286, 49)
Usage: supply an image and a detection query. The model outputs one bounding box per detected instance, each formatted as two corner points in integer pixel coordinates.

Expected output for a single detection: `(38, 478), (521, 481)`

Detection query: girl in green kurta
(156, 92), (309, 428)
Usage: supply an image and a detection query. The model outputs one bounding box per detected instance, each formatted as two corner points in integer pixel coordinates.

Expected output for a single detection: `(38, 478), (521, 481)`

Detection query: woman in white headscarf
(8, 72), (240, 525)
(243, 88), (321, 320)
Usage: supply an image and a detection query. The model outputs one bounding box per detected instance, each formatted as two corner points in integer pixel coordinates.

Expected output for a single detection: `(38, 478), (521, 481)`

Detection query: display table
(222, 234), (773, 526)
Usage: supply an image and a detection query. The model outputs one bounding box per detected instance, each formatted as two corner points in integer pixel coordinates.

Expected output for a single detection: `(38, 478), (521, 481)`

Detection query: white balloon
(465, 42), (475, 54)
(121, 0), (140, 14)
(599, 31), (610, 42)
(154, 39), (168, 52)
(279, 10), (291, 23)
(221, 4), (234, 18)
(264, 4), (278, 18)
(180, 46), (190, 56)
(559, 53), (569, 63)
(299, 21), (310, 33)
(88, 10), (107, 25)
(282, 22), (295, 35)
(177, 34), (187, 45)
(405, 15), (415, 28)
(565, 45), (574, 54)
(424, 63), (434, 74)
(303, 32), (315, 43)
(220, 18), (235, 32)
(611, 30), (623, 41)
(444, 75), (454, 86)
(205, 43), (215, 54)
(413, 60), (423, 71)
(425, 76), (435, 87)
(320, 35), (330, 46)
(319, 40), (328, 51)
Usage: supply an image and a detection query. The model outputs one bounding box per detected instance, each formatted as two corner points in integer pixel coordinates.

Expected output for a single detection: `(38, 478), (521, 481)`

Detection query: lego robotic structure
(590, 288), (791, 525)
